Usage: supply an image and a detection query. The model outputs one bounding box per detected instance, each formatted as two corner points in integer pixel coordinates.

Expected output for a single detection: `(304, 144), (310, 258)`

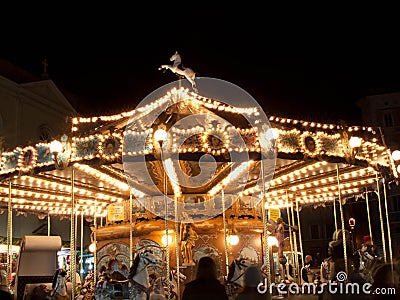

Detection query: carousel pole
(382, 178), (393, 266)
(75, 205), (78, 271)
(285, 191), (294, 267)
(365, 189), (373, 242)
(80, 211), (84, 278)
(260, 159), (271, 288)
(164, 169), (171, 300)
(47, 212), (51, 236)
(295, 199), (304, 269)
(174, 195), (180, 300)
(375, 173), (387, 263)
(336, 164), (348, 277)
(93, 200), (97, 286)
(332, 194), (338, 236)
(70, 167), (76, 299)
(290, 202), (299, 280)
(7, 179), (13, 288)
(221, 189), (230, 276)
(129, 193), (133, 267)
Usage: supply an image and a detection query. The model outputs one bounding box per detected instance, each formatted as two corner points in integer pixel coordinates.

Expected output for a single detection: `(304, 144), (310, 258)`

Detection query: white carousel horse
(224, 257), (252, 300)
(149, 268), (187, 300)
(128, 250), (162, 300)
(158, 51), (198, 92)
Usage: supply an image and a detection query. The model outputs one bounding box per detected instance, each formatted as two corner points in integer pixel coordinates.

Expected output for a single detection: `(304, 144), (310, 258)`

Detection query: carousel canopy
(0, 86), (397, 219)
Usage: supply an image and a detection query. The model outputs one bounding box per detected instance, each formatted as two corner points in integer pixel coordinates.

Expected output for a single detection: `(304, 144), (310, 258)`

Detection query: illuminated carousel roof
(0, 86), (398, 219)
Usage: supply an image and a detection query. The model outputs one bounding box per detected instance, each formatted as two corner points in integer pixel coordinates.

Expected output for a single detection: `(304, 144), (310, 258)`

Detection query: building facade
(0, 59), (77, 151)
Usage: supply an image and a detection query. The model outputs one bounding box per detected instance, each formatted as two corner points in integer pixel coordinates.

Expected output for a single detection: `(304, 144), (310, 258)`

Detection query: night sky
(1, 8), (399, 125)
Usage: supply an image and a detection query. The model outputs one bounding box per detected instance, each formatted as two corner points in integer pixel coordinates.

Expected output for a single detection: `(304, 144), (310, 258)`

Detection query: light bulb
(228, 235), (239, 245)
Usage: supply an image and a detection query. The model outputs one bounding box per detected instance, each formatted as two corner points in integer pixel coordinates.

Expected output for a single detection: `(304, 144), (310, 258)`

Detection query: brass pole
(48, 212), (51, 236)
(260, 159), (271, 287)
(333, 193), (338, 235)
(365, 190), (373, 241)
(336, 164), (348, 277)
(80, 211), (84, 280)
(175, 195), (180, 300)
(70, 167), (76, 299)
(375, 173), (387, 263)
(93, 201), (97, 286)
(290, 202), (299, 279)
(382, 179), (394, 284)
(286, 191), (294, 267)
(7, 179), (13, 290)
(222, 189), (230, 276)
(129, 193), (133, 267)
(164, 168), (171, 300)
(295, 199), (304, 269)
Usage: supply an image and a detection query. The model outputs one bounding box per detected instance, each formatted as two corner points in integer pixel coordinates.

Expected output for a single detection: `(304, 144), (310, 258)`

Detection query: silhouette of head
(243, 265), (262, 287)
(196, 256), (217, 279)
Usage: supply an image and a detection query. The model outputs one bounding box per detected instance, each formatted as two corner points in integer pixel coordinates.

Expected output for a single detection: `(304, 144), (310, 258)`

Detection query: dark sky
(1, 8), (400, 125)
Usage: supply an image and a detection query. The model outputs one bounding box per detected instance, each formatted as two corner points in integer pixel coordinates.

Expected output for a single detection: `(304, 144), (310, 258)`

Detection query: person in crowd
(182, 256), (228, 300)
(235, 264), (271, 300)
(370, 262), (400, 300)
(301, 264), (311, 284)
(320, 257), (331, 283)
(66, 259), (82, 295)
(328, 229), (353, 281)
(0, 269), (12, 300)
(52, 268), (70, 300)
(305, 254), (313, 266)
(360, 235), (380, 266)
(278, 256), (294, 284)
(353, 235), (382, 283)
(301, 254), (313, 284)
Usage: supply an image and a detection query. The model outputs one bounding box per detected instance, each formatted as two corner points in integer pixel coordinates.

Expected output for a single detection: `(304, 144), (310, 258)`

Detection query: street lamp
(266, 128), (279, 140)
(154, 128), (168, 146)
(88, 242), (96, 253)
(162, 233), (173, 246)
(349, 137), (362, 149)
(228, 234), (239, 246)
(349, 217), (356, 230)
(392, 150), (400, 161)
(49, 136), (70, 170)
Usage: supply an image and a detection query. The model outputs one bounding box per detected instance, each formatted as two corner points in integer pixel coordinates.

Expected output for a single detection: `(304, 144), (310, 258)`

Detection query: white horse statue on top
(159, 51), (198, 92)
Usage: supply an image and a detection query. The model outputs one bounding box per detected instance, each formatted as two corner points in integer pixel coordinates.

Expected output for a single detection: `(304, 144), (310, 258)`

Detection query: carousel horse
(128, 250), (162, 300)
(94, 271), (112, 300)
(158, 51), (198, 92)
(76, 271), (95, 300)
(149, 267), (187, 300)
(225, 257), (252, 299)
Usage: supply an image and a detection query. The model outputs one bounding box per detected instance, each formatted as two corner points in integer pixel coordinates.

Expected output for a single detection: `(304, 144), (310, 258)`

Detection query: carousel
(0, 53), (399, 299)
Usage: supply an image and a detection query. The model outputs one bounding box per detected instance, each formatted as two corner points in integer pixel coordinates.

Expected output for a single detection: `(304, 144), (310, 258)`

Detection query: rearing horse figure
(159, 51), (198, 92)
(128, 250), (161, 300)
(224, 257), (252, 300)
(149, 267), (187, 300)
